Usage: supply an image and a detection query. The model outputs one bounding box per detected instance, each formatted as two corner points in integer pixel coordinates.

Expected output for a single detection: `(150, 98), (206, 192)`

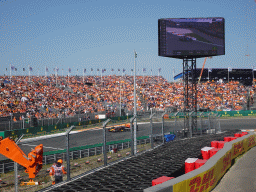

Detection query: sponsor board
(173, 134), (256, 192)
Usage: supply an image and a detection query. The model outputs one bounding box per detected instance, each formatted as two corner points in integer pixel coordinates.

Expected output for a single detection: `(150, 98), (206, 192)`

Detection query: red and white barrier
(185, 158), (198, 173)
(152, 176), (174, 186)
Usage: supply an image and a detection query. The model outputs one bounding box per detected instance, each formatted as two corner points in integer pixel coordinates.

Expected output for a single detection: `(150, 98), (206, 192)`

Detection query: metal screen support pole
(150, 113), (156, 149)
(15, 134), (24, 192)
(161, 112), (167, 144)
(103, 119), (111, 166)
(66, 125), (75, 181)
(130, 115), (136, 156)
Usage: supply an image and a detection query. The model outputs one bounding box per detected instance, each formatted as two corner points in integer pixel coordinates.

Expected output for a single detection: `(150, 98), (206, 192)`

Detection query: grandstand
(0, 74), (255, 127)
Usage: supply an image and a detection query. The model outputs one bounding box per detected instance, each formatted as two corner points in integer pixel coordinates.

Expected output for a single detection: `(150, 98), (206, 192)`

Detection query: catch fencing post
(66, 125), (75, 181)
(200, 112), (203, 135)
(103, 119), (111, 166)
(150, 113), (156, 149)
(208, 112), (211, 131)
(189, 112), (194, 138)
(161, 112), (167, 144)
(130, 115), (136, 156)
(15, 134), (24, 192)
(217, 114), (221, 133)
(214, 113), (218, 134)
(174, 112), (179, 128)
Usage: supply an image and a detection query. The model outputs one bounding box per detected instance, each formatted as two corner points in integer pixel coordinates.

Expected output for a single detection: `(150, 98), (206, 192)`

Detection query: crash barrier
(144, 132), (256, 192)
(0, 115), (133, 139)
(0, 135), (153, 174)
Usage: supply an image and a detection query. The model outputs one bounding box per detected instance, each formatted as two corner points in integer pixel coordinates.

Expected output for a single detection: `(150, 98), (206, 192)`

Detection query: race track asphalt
(0, 118), (255, 161)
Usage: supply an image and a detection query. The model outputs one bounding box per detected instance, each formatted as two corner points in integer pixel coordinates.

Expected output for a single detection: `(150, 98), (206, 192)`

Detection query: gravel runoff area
(40, 130), (240, 192)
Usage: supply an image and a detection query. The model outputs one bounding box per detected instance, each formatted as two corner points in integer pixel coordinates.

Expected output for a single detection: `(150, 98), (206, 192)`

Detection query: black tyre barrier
(97, 189), (112, 192)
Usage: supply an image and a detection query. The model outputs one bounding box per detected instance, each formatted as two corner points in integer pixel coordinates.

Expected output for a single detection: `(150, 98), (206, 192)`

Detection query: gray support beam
(103, 119), (111, 166)
(161, 112), (167, 144)
(66, 125), (75, 181)
(130, 115), (136, 156)
(150, 113), (156, 149)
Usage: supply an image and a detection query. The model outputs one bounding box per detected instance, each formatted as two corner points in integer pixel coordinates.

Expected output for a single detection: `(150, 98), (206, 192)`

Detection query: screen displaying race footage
(158, 17), (225, 58)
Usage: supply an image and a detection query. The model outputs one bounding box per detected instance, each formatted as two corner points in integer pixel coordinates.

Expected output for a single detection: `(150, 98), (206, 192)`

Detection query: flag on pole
(84, 69), (86, 73)
(151, 69), (152, 72)
(131, 69), (133, 72)
(158, 68), (161, 73)
(208, 68), (212, 73)
(228, 67), (232, 72)
(23, 68), (25, 71)
(91, 68), (93, 71)
(29, 67), (33, 71)
(123, 69), (125, 73)
(97, 69), (99, 71)
(46, 67), (49, 72)
(143, 68), (146, 72)
(11, 65), (15, 71)
(77, 69), (78, 71)
(68, 68), (71, 73)
(104, 69), (106, 71)
(118, 69), (120, 71)
(15, 68), (17, 71)
(135, 51), (137, 58)
(6, 68), (7, 71)
(56, 67), (59, 72)
(111, 68), (114, 71)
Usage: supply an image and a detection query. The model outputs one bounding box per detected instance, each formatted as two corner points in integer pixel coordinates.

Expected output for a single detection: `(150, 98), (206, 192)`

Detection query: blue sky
(0, 0), (255, 81)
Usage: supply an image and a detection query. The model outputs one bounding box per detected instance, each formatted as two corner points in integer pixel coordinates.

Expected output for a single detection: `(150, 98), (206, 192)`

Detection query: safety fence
(0, 115), (133, 139)
(1, 110), (255, 139)
(0, 135), (160, 174)
(0, 113), (96, 131)
(0, 111), (225, 192)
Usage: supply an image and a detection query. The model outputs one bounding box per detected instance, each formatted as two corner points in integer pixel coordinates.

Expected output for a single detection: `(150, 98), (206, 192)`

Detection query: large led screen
(158, 17), (225, 58)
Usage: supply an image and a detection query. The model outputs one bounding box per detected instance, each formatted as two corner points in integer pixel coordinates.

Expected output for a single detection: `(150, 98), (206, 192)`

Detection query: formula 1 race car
(108, 126), (127, 133)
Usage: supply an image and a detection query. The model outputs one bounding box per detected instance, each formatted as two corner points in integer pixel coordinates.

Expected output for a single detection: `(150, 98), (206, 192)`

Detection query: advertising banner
(173, 134), (256, 192)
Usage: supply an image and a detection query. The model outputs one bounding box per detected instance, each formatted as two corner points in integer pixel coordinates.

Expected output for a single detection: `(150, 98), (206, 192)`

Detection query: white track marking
(21, 143), (64, 150)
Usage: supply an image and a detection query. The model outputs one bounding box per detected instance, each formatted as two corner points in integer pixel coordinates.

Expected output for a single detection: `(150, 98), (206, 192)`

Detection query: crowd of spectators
(0, 75), (255, 121)
(142, 77), (255, 111)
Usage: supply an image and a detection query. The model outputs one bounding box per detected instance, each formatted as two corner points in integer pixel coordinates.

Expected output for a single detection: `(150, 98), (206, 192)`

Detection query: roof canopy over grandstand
(174, 68), (255, 86)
